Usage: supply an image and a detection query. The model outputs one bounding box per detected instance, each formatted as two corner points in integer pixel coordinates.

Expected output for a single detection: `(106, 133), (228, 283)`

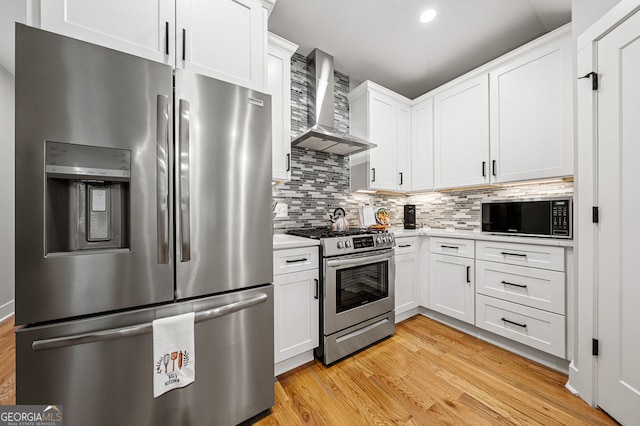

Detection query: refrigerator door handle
(178, 99), (191, 262)
(31, 293), (269, 351)
(156, 95), (170, 264)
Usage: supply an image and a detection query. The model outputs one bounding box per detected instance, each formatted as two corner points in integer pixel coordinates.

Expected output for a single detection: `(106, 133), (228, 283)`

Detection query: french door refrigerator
(14, 24), (274, 425)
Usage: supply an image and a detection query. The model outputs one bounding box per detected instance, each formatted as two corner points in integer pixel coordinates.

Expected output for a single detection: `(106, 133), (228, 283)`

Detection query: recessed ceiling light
(420, 9), (437, 23)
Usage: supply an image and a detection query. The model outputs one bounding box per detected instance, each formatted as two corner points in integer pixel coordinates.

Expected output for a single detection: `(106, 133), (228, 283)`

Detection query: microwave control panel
(552, 200), (570, 236)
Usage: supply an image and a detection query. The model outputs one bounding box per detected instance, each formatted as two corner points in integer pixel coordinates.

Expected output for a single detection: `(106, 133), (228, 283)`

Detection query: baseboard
(275, 350), (314, 376)
(0, 299), (14, 323)
(417, 307), (570, 374)
(395, 307), (419, 323)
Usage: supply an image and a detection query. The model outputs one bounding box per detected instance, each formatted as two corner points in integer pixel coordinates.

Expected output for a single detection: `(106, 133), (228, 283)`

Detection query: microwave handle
(326, 250), (393, 269)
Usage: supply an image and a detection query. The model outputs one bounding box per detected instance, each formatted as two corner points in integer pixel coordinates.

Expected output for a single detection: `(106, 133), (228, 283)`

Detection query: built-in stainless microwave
(481, 197), (572, 239)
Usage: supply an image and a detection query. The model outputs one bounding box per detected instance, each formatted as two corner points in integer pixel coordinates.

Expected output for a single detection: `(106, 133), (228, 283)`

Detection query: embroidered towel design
(153, 312), (195, 398)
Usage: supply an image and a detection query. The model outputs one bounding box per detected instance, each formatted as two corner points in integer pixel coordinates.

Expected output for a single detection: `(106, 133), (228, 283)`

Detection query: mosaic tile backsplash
(273, 54), (574, 232)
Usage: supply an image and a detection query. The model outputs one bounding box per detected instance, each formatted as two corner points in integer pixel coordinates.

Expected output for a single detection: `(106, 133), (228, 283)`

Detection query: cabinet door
(177, 0), (266, 91)
(368, 91), (398, 191)
(395, 239), (419, 316)
(396, 103), (412, 191)
(273, 270), (319, 363)
(434, 75), (489, 189)
(411, 98), (434, 191)
(490, 36), (572, 183)
(268, 34), (297, 181)
(428, 254), (475, 324)
(41, 0), (174, 64)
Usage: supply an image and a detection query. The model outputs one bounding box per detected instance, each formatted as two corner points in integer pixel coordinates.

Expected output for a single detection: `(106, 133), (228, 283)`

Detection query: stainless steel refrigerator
(14, 24), (274, 425)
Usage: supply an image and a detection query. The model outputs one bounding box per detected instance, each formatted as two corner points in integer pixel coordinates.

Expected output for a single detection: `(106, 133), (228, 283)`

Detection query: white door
(596, 9), (640, 425)
(489, 36), (573, 183)
(368, 91), (397, 191)
(274, 270), (319, 363)
(396, 103), (412, 191)
(394, 247), (418, 316)
(428, 254), (475, 324)
(40, 0), (174, 64)
(411, 98), (434, 191)
(434, 75), (490, 189)
(177, 0), (266, 91)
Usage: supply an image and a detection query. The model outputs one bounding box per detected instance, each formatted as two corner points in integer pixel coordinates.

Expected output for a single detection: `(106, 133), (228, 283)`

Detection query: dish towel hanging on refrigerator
(153, 312), (196, 397)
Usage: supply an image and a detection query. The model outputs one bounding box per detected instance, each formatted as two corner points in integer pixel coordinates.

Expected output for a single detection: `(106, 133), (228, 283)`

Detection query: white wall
(0, 65), (15, 321)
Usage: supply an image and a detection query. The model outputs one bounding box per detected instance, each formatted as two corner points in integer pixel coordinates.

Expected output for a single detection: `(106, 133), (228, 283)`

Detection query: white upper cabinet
(267, 33), (297, 182)
(489, 34), (572, 183)
(349, 81), (412, 192)
(411, 98), (434, 191)
(40, 0), (272, 91)
(41, 0), (175, 65)
(177, 0), (268, 91)
(433, 74), (490, 190)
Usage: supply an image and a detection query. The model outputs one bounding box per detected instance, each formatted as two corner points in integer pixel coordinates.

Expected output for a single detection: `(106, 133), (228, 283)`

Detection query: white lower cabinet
(475, 241), (566, 358)
(476, 294), (565, 358)
(273, 247), (319, 375)
(428, 238), (475, 324)
(394, 237), (419, 321)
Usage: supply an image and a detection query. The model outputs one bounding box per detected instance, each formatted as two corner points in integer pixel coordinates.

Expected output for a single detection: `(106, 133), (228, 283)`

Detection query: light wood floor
(255, 315), (617, 425)
(0, 315), (617, 425)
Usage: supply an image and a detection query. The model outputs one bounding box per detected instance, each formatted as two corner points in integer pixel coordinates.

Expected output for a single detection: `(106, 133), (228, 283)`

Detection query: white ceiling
(268, 0), (572, 99)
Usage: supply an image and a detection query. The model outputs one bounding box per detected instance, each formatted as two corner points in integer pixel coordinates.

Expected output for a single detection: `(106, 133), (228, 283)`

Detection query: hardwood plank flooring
(256, 315), (617, 425)
(0, 315), (617, 425)
(0, 316), (16, 406)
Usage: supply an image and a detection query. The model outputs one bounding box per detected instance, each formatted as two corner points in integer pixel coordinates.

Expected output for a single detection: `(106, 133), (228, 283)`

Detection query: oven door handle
(326, 250), (393, 268)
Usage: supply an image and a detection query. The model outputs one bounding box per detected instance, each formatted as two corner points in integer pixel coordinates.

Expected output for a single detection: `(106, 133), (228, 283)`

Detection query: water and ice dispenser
(45, 141), (131, 254)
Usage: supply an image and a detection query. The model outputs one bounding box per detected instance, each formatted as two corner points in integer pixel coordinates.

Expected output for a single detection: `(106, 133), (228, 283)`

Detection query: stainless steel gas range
(288, 228), (396, 365)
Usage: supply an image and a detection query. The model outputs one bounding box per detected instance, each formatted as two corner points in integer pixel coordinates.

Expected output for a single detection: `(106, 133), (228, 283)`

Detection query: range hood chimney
(290, 49), (376, 156)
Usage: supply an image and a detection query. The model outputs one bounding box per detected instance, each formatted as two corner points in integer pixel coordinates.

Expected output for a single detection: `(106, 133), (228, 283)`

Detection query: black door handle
(502, 318), (527, 328)
(482, 161), (486, 177)
(182, 28), (186, 61)
(466, 266), (471, 283)
(314, 278), (319, 300)
(165, 22), (169, 55)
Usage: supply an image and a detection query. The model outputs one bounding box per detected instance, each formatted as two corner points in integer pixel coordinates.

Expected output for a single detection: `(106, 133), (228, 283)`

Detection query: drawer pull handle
(399, 244), (412, 248)
(285, 258), (308, 264)
(500, 252), (527, 258)
(441, 245), (459, 250)
(501, 318), (527, 328)
(501, 280), (527, 289)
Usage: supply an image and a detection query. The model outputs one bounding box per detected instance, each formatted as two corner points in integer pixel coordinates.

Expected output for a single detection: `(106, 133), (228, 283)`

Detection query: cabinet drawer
(476, 260), (565, 314)
(429, 237), (475, 258)
(476, 241), (564, 271)
(476, 294), (565, 358)
(395, 237), (418, 254)
(273, 246), (319, 275)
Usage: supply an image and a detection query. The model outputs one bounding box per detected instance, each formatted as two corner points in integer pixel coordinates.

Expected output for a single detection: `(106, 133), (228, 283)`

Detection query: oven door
(324, 249), (395, 335)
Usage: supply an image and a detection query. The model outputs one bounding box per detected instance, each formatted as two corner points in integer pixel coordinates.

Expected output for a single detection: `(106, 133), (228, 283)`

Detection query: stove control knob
(345, 240), (352, 248)
(383, 236), (389, 244)
(388, 235), (394, 243)
(337, 241), (344, 249)
(376, 237), (383, 245)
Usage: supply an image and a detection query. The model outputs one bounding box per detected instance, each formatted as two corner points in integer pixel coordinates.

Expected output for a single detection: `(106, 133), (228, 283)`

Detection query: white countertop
(274, 228), (573, 250)
(273, 233), (321, 250)
(391, 227), (574, 247)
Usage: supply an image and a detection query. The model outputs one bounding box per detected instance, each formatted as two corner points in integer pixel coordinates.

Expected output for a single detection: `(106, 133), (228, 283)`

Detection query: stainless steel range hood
(291, 49), (376, 156)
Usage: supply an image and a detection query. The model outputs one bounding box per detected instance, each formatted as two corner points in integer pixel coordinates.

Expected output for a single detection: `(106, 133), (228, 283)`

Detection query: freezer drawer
(16, 286), (274, 426)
